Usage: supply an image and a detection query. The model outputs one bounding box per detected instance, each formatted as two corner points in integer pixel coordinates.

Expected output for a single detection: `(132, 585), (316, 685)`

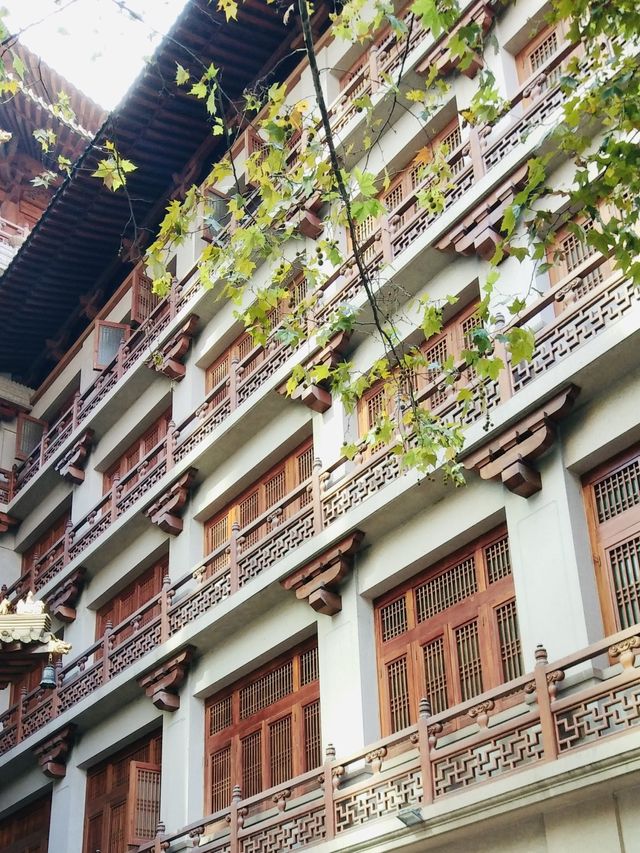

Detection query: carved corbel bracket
(45, 568), (87, 623)
(138, 646), (195, 711)
(436, 166), (528, 260)
(0, 512), (19, 535)
(145, 468), (197, 534)
(419, 2), (494, 79)
(278, 332), (351, 414)
(54, 429), (94, 484)
(281, 530), (365, 615)
(33, 724), (76, 779)
(463, 385), (579, 497)
(149, 314), (199, 381)
(296, 209), (324, 240)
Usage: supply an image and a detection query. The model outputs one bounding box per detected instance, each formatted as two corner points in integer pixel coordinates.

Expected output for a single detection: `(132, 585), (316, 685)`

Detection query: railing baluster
(102, 621), (112, 684)
(110, 473), (120, 522)
(467, 125), (486, 182)
(323, 744), (337, 839)
(417, 698), (435, 805)
(229, 520), (240, 594)
(166, 421), (176, 471)
(160, 575), (171, 642)
(229, 356), (239, 412)
(534, 644), (558, 762)
(312, 457), (323, 534)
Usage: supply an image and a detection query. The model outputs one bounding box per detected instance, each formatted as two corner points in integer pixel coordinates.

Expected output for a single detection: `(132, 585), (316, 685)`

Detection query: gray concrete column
(317, 567), (379, 756)
(159, 675), (205, 830)
(48, 764), (85, 853)
(505, 442), (604, 668)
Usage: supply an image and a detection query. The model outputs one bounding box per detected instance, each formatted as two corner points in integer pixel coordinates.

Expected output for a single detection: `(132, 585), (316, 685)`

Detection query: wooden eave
(0, 0), (328, 385)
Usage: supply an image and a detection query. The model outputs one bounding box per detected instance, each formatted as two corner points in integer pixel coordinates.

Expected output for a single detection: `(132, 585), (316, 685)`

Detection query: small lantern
(40, 654), (57, 690)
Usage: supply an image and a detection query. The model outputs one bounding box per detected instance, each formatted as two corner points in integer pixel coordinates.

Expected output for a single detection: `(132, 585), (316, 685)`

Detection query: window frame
(15, 412), (46, 461)
(374, 526), (522, 735)
(93, 319), (130, 371)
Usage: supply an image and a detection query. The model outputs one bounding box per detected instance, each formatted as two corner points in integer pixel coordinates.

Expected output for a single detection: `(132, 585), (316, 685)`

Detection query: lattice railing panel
(335, 771), (422, 832)
(432, 722), (543, 796)
(240, 808), (326, 853)
(237, 510), (314, 586)
(555, 682), (640, 752)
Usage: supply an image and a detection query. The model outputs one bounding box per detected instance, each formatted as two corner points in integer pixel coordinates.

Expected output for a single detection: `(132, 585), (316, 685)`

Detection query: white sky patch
(4, 0), (188, 110)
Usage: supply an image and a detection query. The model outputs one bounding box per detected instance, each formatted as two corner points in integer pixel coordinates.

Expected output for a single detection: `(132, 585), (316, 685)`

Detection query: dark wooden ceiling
(0, 0), (329, 386)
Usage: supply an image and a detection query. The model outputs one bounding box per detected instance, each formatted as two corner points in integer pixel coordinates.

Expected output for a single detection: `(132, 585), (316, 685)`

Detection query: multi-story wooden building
(1, 1), (640, 851)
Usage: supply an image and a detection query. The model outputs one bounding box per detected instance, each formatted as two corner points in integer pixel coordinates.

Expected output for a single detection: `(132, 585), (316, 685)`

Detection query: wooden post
(368, 46), (379, 92)
(72, 391), (81, 429)
(16, 686), (26, 743)
(467, 126), (486, 182)
(39, 430), (46, 468)
(493, 337), (513, 402)
(110, 474), (120, 523)
(160, 575), (171, 642)
(102, 621), (113, 684)
(169, 276), (178, 319)
(229, 784), (243, 853)
(323, 743), (337, 840)
(534, 644), (558, 762)
(312, 457), (323, 534)
(379, 216), (393, 263)
(166, 421), (176, 471)
(63, 519), (73, 567)
(417, 698), (434, 806)
(229, 520), (240, 594)
(116, 340), (125, 379)
(229, 356), (239, 412)
(153, 820), (166, 853)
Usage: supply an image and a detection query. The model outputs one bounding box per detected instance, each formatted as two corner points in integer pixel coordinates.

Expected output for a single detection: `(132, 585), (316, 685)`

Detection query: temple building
(1, 1), (640, 851)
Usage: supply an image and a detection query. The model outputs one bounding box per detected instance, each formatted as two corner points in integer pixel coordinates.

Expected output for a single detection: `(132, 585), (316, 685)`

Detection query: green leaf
(175, 63), (190, 85)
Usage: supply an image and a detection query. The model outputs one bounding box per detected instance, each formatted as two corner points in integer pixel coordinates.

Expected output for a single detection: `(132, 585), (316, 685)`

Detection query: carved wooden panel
(334, 771), (423, 832)
(432, 723), (543, 796)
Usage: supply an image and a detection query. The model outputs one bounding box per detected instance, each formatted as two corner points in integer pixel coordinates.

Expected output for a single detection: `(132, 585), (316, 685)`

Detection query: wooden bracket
(33, 724), (76, 779)
(149, 314), (199, 381)
(45, 568), (87, 623)
(278, 332), (351, 414)
(437, 166), (528, 260)
(0, 512), (19, 535)
(54, 429), (94, 484)
(463, 385), (579, 497)
(281, 530), (365, 615)
(145, 468), (197, 534)
(138, 646), (195, 711)
(296, 209), (324, 240)
(418, 2), (494, 79)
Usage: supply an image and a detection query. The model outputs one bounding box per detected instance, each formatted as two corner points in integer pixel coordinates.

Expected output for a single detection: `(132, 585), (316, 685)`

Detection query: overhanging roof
(0, 0), (322, 386)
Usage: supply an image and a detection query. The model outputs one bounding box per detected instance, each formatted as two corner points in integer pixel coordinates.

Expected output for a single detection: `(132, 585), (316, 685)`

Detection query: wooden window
(103, 409), (171, 494)
(20, 509), (70, 592)
(547, 215), (613, 301)
(83, 732), (162, 853)
(584, 444), (640, 634)
(204, 438), (313, 566)
(357, 300), (479, 441)
(516, 23), (567, 85)
(131, 266), (161, 325)
(95, 557), (166, 639)
(0, 793), (51, 853)
(204, 189), (232, 240)
(375, 528), (523, 734)
(94, 320), (130, 370)
(205, 640), (320, 811)
(15, 413), (46, 461)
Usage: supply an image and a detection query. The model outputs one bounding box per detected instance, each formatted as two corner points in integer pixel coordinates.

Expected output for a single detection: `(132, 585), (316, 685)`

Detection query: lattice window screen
(607, 535), (640, 629)
(455, 620), (483, 701)
(485, 537), (512, 584)
(240, 660), (294, 719)
(380, 596), (408, 642)
(241, 731), (262, 799)
(387, 656), (411, 733)
(423, 636), (448, 715)
(303, 700), (322, 771)
(210, 746), (232, 813)
(128, 762), (161, 844)
(415, 557), (477, 621)
(496, 599), (523, 681)
(269, 716), (293, 786)
(594, 459), (640, 523)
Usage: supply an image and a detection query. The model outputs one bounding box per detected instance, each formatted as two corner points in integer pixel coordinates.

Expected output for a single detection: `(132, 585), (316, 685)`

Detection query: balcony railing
(129, 625), (640, 852)
(1, 252), (635, 749)
(9, 288), (176, 500)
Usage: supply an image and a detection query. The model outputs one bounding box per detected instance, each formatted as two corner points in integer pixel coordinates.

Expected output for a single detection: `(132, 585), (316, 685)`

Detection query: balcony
(1, 252), (636, 752)
(129, 626), (640, 852)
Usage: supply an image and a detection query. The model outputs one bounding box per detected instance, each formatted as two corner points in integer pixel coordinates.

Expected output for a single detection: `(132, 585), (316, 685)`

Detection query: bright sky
(3, 0), (188, 110)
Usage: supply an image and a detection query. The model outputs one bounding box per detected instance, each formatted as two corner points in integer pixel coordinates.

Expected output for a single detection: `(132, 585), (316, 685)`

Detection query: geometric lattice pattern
(555, 683), (640, 752)
(433, 723), (543, 796)
(240, 808), (326, 853)
(335, 771), (423, 832)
